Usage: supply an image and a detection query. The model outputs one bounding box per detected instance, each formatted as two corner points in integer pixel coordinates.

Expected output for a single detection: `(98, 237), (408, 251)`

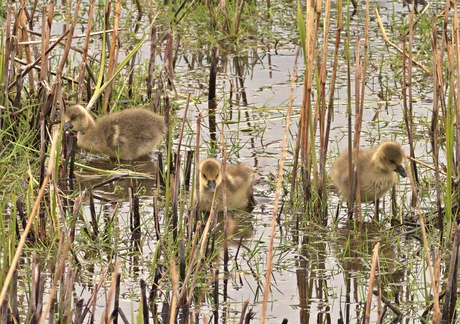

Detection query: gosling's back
(64, 105), (165, 160)
(331, 142), (406, 202)
(94, 108), (165, 159)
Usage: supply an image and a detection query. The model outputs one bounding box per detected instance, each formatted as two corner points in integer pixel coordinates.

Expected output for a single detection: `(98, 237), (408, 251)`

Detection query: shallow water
(4, 0), (453, 322)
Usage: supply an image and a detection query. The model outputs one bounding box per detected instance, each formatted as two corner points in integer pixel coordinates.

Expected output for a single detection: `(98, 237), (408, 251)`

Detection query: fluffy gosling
(331, 142), (407, 202)
(196, 158), (255, 212)
(64, 105), (165, 160)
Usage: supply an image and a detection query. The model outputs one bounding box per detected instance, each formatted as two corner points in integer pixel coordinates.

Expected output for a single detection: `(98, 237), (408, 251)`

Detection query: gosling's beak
(207, 180), (216, 192)
(395, 165), (407, 178)
(64, 121), (73, 130)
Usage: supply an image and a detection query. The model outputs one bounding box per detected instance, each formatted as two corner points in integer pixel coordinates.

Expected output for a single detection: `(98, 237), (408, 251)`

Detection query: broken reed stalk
(433, 252), (442, 323)
(357, 0), (371, 220)
(88, 190), (99, 239)
(38, 3), (51, 87)
(38, 126), (75, 322)
(113, 272), (121, 324)
(454, 1), (460, 180)
(45, 0), (82, 118)
(163, 31), (176, 96)
(186, 209), (216, 304)
(25, 255), (43, 323)
(129, 186), (141, 249)
(449, 0), (460, 238)
(153, 192), (161, 241)
(180, 239), (186, 281)
(38, 212), (72, 323)
(177, 220), (201, 306)
(260, 30), (298, 324)
(62, 269), (76, 322)
(3, 6), (12, 91)
(374, 7), (430, 75)
(372, 290), (403, 318)
(352, 37), (363, 221)
(18, 5), (35, 93)
(233, 55), (248, 106)
(239, 299), (249, 324)
(429, 20), (444, 236)
(140, 279), (148, 323)
(194, 113), (202, 219)
(213, 269), (219, 321)
(402, 10), (420, 210)
(171, 171), (179, 241)
(345, 3), (354, 219)
(297, 0), (315, 205)
(76, 0), (96, 102)
(323, 0), (342, 206)
(102, 0), (121, 114)
(12, 270), (19, 320)
(0, 127), (59, 306)
(208, 46), (218, 144)
(317, 0), (331, 221)
(80, 263), (113, 321)
(127, 52), (137, 99)
(147, 25), (157, 100)
(184, 150), (194, 190)
(405, 157), (441, 322)
(39, 119), (46, 186)
(232, 0), (244, 36)
(217, 121), (231, 308)
(174, 93), (191, 180)
(169, 258), (179, 324)
(289, 9), (304, 205)
(442, 224), (460, 322)
(363, 242), (380, 324)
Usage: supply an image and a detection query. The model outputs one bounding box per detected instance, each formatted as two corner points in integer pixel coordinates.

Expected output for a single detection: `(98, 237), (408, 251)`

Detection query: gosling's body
(331, 142), (407, 202)
(64, 105), (165, 160)
(197, 158), (255, 212)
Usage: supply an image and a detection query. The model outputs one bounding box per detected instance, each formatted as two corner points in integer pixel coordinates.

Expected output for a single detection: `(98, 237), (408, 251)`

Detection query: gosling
(196, 158), (255, 212)
(331, 142), (407, 202)
(64, 105), (166, 160)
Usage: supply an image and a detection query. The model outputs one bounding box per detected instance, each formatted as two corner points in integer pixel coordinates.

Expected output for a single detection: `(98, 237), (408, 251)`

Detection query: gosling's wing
(225, 164), (254, 192)
(331, 149), (351, 189)
(117, 109), (166, 141)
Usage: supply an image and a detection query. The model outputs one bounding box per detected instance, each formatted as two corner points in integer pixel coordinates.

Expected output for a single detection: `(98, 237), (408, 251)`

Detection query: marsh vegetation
(1, 0), (460, 323)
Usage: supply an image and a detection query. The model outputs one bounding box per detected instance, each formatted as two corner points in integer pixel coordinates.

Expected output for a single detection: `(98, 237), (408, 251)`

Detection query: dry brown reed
(442, 224), (460, 322)
(364, 242), (381, 324)
(402, 12), (420, 209)
(292, 0), (344, 223)
(405, 157), (442, 322)
(374, 8), (430, 74)
(260, 27), (299, 324)
(102, 0), (121, 113)
(169, 258), (179, 323)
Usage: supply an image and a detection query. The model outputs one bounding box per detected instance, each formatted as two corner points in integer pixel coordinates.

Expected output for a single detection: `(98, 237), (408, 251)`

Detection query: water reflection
(296, 230), (330, 324)
(74, 158), (159, 201)
(331, 221), (422, 323)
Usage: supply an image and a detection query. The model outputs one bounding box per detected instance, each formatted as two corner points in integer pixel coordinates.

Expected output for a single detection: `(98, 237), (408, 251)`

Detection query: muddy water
(49, 0), (443, 323)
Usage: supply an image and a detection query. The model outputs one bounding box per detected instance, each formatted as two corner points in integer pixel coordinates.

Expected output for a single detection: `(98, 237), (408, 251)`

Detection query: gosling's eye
(71, 114), (78, 121)
(389, 159), (396, 164)
(202, 173), (207, 180)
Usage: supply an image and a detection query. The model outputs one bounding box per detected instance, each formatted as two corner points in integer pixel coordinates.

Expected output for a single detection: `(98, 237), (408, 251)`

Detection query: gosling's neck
(79, 116), (96, 136)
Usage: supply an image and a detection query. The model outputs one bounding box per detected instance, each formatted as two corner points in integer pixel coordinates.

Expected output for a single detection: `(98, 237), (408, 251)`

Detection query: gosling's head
(199, 158), (222, 192)
(374, 142), (407, 177)
(64, 105), (95, 133)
